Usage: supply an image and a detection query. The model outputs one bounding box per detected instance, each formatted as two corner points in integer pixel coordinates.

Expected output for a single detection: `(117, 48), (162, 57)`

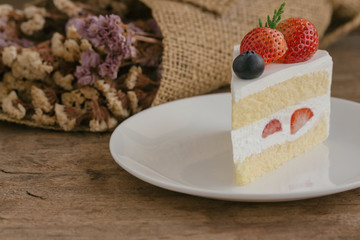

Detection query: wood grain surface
(1, 28), (360, 239)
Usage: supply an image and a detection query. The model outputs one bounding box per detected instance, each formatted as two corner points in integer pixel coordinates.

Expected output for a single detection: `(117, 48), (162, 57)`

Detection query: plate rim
(109, 93), (360, 202)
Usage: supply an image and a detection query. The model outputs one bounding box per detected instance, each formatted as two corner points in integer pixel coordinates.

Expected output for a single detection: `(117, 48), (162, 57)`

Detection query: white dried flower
(94, 80), (129, 119)
(88, 98), (118, 132)
(3, 72), (32, 93)
(53, 71), (74, 91)
(79, 86), (99, 100)
(20, 14), (45, 35)
(2, 46), (17, 67)
(89, 119), (108, 132)
(53, 0), (82, 17)
(80, 39), (92, 52)
(55, 103), (77, 131)
(127, 89), (155, 114)
(3, 72), (17, 89)
(125, 66), (142, 90)
(61, 90), (84, 109)
(61, 86), (99, 111)
(107, 117), (117, 129)
(14, 9), (24, 17)
(23, 6), (47, 18)
(127, 90), (141, 113)
(11, 48), (53, 81)
(1, 91), (26, 120)
(51, 32), (81, 62)
(31, 85), (54, 113)
(21, 6), (47, 36)
(66, 25), (81, 40)
(0, 4), (13, 16)
(89, 116), (117, 132)
(32, 108), (56, 125)
(0, 82), (10, 104)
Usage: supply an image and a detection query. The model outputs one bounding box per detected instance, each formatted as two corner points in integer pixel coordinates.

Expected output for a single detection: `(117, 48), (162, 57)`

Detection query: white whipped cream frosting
(231, 94), (330, 163)
(231, 45), (333, 102)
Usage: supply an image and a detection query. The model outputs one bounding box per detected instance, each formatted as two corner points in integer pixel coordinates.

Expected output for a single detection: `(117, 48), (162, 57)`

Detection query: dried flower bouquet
(0, 0), (162, 131)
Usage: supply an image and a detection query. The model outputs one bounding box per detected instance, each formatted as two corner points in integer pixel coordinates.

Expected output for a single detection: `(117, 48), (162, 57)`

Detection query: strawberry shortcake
(231, 2), (332, 185)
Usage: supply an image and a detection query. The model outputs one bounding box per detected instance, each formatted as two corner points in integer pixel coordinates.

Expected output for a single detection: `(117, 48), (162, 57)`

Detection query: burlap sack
(142, 0), (333, 106)
(332, 0), (360, 19)
(0, 0), (336, 131)
(320, 0), (360, 48)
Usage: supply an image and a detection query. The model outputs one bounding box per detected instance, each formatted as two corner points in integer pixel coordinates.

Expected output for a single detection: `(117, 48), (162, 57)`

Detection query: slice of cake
(230, 2), (333, 186)
(231, 45), (333, 185)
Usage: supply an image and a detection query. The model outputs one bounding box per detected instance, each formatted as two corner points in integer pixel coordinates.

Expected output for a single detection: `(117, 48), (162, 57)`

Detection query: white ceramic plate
(109, 93), (360, 202)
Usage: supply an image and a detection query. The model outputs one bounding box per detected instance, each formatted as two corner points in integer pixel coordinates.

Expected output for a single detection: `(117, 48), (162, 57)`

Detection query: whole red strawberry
(240, 2), (288, 65)
(276, 17), (319, 63)
(240, 27), (287, 65)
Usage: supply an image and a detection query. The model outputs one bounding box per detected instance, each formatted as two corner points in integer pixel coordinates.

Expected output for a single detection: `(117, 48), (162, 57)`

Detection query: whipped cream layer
(231, 45), (333, 102)
(231, 94), (330, 164)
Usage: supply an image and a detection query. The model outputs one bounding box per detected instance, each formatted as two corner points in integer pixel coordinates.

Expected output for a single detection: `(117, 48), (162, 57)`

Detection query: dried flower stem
(134, 32), (163, 40)
(133, 35), (162, 45)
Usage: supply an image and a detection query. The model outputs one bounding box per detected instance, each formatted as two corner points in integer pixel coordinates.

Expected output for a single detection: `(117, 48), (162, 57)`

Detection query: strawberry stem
(259, 2), (286, 29)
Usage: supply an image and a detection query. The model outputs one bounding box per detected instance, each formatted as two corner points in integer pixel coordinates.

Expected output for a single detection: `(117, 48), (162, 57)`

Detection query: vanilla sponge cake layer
(232, 70), (330, 129)
(235, 116), (328, 185)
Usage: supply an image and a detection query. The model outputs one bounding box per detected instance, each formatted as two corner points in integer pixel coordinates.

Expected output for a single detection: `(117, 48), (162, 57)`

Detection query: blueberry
(232, 51), (265, 79)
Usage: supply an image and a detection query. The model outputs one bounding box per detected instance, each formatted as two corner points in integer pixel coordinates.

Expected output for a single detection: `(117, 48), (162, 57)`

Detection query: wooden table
(1, 28), (360, 239)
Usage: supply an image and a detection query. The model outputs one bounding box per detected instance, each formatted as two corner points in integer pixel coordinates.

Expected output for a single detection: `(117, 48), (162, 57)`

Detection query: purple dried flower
(0, 17), (8, 28)
(69, 14), (138, 80)
(0, 34), (9, 48)
(12, 38), (34, 48)
(0, 37), (34, 48)
(128, 22), (145, 35)
(98, 53), (122, 79)
(81, 49), (101, 68)
(75, 50), (101, 85)
(66, 17), (86, 35)
(75, 66), (97, 85)
(69, 14), (136, 58)
(97, 15), (122, 51)
(85, 15), (103, 47)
